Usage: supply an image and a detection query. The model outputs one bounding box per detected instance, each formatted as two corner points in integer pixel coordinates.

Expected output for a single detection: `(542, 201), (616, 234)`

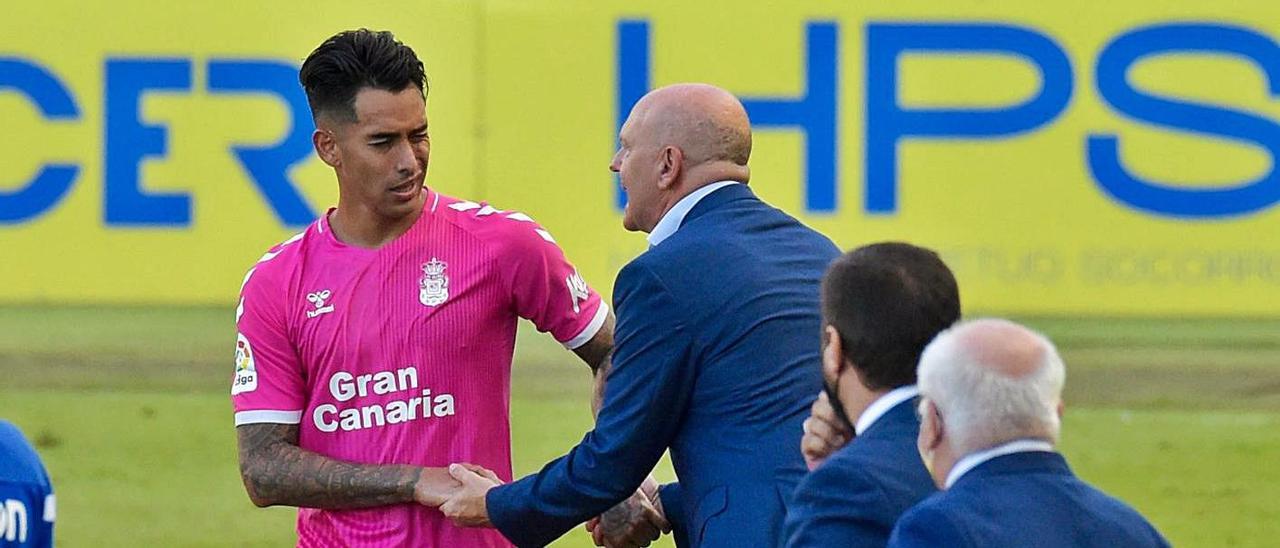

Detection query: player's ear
(821, 325), (843, 379)
(314, 128), (340, 168)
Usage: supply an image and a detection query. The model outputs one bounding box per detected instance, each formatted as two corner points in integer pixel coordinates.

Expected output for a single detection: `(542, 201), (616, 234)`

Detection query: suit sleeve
(887, 505), (964, 547)
(785, 464), (892, 547)
(487, 262), (696, 547)
(658, 482), (686, 535)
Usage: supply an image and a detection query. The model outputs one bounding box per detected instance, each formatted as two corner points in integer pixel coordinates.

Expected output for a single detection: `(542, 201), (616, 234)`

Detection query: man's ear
(314, 128), (340, 168)
(821, 325), (843, 379)
(920, 399), (944, 451)
(657, 146), (683, 190)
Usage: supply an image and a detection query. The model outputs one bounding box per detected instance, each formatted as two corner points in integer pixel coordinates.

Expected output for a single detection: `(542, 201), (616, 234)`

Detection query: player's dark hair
(299, 29), (427, 123)
(821, 242), (961, 391)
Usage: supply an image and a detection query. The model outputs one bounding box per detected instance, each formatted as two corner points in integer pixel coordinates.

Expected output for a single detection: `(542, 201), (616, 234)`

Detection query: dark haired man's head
(819, 242), (960, 432)
(302, 30), (433, 246)
(300, 29), (427, 124)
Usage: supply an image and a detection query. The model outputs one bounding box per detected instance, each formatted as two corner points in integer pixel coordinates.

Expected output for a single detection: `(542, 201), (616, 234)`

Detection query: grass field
(1, 306), (1278, 546)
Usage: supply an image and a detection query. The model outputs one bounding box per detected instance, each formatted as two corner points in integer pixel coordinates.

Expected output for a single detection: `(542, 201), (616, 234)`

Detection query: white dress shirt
(945, 438), (1056, 489)
(646, 181), (740, 247)
(854, 385), (920, 436)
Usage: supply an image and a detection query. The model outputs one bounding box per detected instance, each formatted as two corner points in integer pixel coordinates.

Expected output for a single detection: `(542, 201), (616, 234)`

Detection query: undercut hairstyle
(821, 242), (961, 391)
(299, 29), (427, 123)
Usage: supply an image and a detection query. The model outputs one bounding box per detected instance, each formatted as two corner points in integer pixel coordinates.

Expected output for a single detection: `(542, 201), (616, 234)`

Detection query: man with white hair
(889, 318), (1169, 547)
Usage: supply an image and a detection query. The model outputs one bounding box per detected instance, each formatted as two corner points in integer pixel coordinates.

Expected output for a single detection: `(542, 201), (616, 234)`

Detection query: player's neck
(329, 201), (423, 249)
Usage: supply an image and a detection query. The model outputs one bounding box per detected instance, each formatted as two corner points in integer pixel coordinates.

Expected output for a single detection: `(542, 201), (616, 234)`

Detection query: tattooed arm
(571, 310), (615, 417)
(236, 423), (459, 509)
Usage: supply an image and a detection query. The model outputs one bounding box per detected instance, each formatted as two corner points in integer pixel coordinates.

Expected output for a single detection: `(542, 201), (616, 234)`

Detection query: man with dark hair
(784, 242), (960, 547)
(231, 29), (615, 547)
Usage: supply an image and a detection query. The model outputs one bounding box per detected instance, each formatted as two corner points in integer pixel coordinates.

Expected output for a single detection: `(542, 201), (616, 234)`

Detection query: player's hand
(585, 476), (669, 547)
(440, 463), (502, 527)
(802, 391), (852, 470)
(413, 467), (463, 507)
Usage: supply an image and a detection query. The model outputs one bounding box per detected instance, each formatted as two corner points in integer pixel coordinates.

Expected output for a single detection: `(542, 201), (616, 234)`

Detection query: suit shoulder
(1083, 484), (1168, 536)
(890, 494), (966, 546)
(614, 255), (677, 297)
(794, 445), (899, 514)
(818, 442), (884, 481)
(803, 449), (876, 491)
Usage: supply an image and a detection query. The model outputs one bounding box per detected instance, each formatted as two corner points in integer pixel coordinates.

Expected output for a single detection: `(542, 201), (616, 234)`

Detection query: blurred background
(3, 1), (1279, 545)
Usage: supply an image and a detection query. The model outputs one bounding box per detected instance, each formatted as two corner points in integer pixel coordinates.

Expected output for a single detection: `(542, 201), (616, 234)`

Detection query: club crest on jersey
(232, 333), (258, 395)
(420, 258), (449, 307)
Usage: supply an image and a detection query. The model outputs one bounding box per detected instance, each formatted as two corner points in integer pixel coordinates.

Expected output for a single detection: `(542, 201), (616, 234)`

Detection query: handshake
(415, 464), (671, 548)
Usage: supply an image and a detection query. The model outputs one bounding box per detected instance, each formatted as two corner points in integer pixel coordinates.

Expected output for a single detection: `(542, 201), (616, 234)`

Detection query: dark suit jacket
(889, 451), (1170, 547)
(783, 397), (936, 547)
(486, 183), (840, 547)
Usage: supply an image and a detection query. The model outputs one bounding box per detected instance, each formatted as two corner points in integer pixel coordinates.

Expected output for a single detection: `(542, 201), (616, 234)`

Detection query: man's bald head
(612, 83), (755, 233)
(917, 318), (1066, 455)
(630, 83), (752, 170)
(948, 319), (1052, 380)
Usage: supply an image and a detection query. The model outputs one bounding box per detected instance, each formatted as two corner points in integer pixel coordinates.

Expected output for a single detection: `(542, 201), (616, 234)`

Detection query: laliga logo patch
(420, 257), (449, 307)
(231, 333), (258, 395)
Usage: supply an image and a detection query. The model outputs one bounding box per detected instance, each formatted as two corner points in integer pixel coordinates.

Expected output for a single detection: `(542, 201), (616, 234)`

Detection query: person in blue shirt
(890, 318), (1169, 548)
(784, 242), (958, 547)
(0, 420), (55, 547)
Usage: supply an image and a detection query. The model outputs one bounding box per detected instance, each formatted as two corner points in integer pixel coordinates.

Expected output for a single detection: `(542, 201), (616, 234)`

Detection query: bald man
(438, 83), (840, 547)
(889, 319), (1169, 547)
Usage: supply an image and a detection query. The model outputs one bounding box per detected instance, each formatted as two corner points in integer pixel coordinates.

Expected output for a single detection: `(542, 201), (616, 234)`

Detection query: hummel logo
(307, 290), (335, 318)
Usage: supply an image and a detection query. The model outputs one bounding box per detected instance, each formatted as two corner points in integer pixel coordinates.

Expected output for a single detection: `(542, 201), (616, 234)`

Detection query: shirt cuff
(563, 302), (609, 350)
(233, 409), (302, 426)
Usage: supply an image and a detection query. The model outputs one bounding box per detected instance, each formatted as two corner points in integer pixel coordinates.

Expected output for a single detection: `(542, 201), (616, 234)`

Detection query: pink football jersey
(231, 188), (606, 547)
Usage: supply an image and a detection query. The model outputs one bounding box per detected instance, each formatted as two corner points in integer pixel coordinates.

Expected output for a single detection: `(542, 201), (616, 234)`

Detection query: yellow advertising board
(5, 1), (1280, 315)
(0, 1), (481, 303)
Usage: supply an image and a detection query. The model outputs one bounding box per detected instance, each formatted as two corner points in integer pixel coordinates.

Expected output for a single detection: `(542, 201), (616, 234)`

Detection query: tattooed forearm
(573, 311), (615, 419)
(591, 354), (612, 418)
(236, 423), (421, 509)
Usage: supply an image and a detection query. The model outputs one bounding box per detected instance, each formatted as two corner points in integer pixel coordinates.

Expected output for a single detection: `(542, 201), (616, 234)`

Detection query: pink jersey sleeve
(500, 214), (607, 349)
(231, 260), (307, 425)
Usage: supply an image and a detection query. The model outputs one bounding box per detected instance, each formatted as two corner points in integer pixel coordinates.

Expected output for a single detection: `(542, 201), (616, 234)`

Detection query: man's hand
(801, 391), (852, 470)
(584, 476), (670, 548)
(439, 463), (502, 527)
(412, 467), (462, 507)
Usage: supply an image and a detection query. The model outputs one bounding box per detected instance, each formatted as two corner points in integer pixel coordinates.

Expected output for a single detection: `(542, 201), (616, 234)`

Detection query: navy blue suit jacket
(889, 451), (1170, 547)
(487, 183), (840, 547)
(784, 398), (936, 547)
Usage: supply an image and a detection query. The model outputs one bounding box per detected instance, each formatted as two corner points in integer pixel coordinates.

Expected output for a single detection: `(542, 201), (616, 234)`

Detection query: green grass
(1, 306), (1278, 546)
